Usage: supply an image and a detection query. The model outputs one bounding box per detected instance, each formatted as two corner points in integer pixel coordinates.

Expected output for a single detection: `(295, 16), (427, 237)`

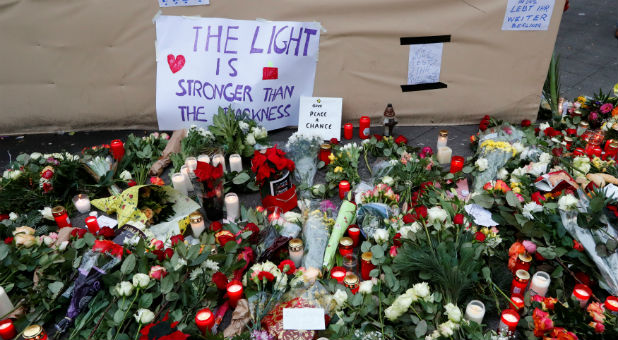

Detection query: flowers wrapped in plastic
(473, 124), (525, 191)
(285, 132), (322, 198)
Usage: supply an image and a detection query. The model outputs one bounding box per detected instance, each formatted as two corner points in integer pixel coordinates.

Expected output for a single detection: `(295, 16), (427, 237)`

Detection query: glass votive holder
(342, 254), (358, 274)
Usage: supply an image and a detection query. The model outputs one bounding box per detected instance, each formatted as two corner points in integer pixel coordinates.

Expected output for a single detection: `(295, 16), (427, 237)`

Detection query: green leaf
(113, 309), (125, 324)
(83, 232), (96, 246)
(505, 191), (520, 208)
(482, 267), (491, 282)
(139, 293), (153, 308)
(415, 320), (427, 338)
(232, 172), (250, 185)
(166, 292), (179, 301)
(121, 254), (136, 274)
(73, 238), (86, 249)
(370, 245), (384, 259)
(551, 266), (564, 278)
(537, 247), (556, 260)
(161, 275), (173, 294)
(0, 244), (9, 261)
(48, 281), (64, 295)
(361, 241), (372, 253)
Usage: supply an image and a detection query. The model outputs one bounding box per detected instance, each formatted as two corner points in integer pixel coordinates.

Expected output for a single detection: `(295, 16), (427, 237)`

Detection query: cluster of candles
(325, 225), (374, 295)
(0, 286), (16, 340)
(435, 130), (465, 173)
(173, 154), (244, 197)
(194, 281), (244, 334)
(562, 123), (618, 160)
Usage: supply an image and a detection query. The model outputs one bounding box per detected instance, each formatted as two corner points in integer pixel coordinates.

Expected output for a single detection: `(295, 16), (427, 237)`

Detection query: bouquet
(251, 146), (295, 187)
(195, 161), (225, 221)
(325, 143), (362, 196)
(285, 132), (322, 197)
(208, 107), (269, 157)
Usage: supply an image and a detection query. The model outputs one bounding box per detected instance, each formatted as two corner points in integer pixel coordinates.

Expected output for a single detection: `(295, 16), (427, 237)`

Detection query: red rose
(278, 259), (296, 275)
(93, 240), (125, 258)
(152, 248), (174, 262)
(4, 237), (13, 244)
(573, 239), (584, 252)
(453, 213), (464, 225)
(414, 206), (428, 219)
(575, 272), (592, 286)
(170, 234), (184, 246)
(394, 135), (408, 145)
(98, 226), (115, 239)
(551, 148), (563, 157)
(330, 138), (340, 145)
(0, 214), (9, 222)
(566, 128), (577, 136)
(531, 192), (546, 205)
(71, 228), (87, 239)
(212, 271), (228, 290)
(482, 115), (490, 120)
(402, 214), (415, 224)
(150, 239), (164, 250)
(242, 223), (260, 243)
(393, 233), (402, 247)
(521, 119), (532, 127)
(127, 180), (137, 187)
(42, 182), (53, 193)
(534, 127), (540, 135)
(164, 248), (174, 259)
(373, 134), (383, 141)
(41, 169), (54, 180)
(475, 232), (486, 242)
(210, 221), (223, 232)
(215, 230), (235, 246)
(389, 245), (399, 257)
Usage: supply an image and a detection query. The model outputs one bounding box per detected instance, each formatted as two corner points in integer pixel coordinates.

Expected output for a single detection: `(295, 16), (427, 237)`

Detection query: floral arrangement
(209, 107), (269, 157)
(250, 146), (295, 186)
(325, 142), (362, 195)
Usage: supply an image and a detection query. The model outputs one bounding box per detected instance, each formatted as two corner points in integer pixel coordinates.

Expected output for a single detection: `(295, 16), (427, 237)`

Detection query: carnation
(411, 282), (430, 299)
(558, 194), (579, 211)
(573, 156), (591, 175)
(522, 202), (543, 220)
(539, 152), (552, 164)
(497, 168), (509, 180)
(115, 281), (134, 297)
(475, 158), (489, 172)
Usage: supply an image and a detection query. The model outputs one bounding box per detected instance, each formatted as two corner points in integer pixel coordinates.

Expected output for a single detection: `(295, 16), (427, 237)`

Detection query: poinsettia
(251, 146), (295, 185)
(194, 161), (224, 182)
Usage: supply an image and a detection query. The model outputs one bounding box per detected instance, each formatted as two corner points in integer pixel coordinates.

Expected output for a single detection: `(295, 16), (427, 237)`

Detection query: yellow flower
(334, 166), (343, 173)
(577, 96), (586, 104)
(513, 187), (521, 194)
(328, 153), (336, 161)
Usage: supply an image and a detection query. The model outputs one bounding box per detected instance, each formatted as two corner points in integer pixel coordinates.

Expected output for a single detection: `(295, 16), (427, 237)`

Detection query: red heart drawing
(167, 54), (185, 74)
(263, 66), (278, 80)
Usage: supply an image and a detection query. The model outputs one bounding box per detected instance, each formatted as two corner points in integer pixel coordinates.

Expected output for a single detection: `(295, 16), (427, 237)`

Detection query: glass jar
(510, 269), (530, 296)
(52, 206), (72, 228)
(513, 252), (532, 273)
(339, 237), (354, 257)
(361, 251), (376, 280)
(318, 144), (332, 165)
(288, 238), (304, 268)
(344, 272), (360, 294)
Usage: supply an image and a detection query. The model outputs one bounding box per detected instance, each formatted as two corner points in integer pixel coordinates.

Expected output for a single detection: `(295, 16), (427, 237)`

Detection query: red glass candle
(361, 251), (375, 280)
(359, 116), (371, 139)
(605, 141), (618, 160)
(347, 225), (360, 247)
(605, 296), (618, 314)
(330, 266), (347, 284)
(0, 319), (16, 340)
(110, 139), (125, 161)
(319, 144), (332, 165)
(338, 237), (354, 257)
(593, 146), (602, 158)
(339, 180), (351, 200)
(344, 272), (360, 294)
(226, 280), (243, 308)
(52, 206), (72, 228)
(498, 309), (520, 334)
(573, 148), (585, 156)
(513, 252), (532, 273)
(510, 270), (530, 296)
(195, 308), (215, 334)
(563, 136), (573, 151)
(572, 284), (592, 308)
(22, 325), (47, 340)
(510, 295), (524, 313)
(343, 123), (353, 140)
(449, 156), (464, 173)
(84, 216), (100, 234)
(604, 139), (616, 152)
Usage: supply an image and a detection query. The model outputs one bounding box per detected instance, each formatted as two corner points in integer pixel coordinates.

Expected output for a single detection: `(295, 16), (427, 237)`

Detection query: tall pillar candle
(224, 193), (240, 221)
(228, 154), (243, 173)
(437, 146), (452, 164)
(343, 123), (353, 140)
(212, 154), (226, 172)
(190, 212), (205, 238)
(0, 286), (14, 319)
(359, 116), (371, 139)
(288, 238), (304, 268)
(185, 157), (198, 173)
(172, 173), (188, 196)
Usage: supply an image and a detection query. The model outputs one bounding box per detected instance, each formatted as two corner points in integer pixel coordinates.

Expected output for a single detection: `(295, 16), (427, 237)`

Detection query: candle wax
(228, 284), (242, 293)
(575, 288), (589, 298)
(503, 314), (518, 323)
(197, 310), (212, 321)
(608, 299), (618, 308)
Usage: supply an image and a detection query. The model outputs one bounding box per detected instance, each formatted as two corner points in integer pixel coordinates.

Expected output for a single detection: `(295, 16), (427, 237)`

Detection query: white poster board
(502, 0), (555, 31)
(155, 15), (321, 131)
(297, 96), (342, 140)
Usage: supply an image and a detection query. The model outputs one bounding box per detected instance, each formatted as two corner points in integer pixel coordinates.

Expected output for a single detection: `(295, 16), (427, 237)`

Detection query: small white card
(282, 308), (325, 330)
(97, 215), (118, 229)
(464, 204), (499, 227)
(407, 43), (443, 85)
(604, 184), (618, 200)
(502, 0), (554, 31)
(158, 0), (209, 7)
(297, 97), (342, 141)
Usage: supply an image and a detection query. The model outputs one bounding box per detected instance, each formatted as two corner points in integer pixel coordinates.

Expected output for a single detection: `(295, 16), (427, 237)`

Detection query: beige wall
(0, 0), (563, 134)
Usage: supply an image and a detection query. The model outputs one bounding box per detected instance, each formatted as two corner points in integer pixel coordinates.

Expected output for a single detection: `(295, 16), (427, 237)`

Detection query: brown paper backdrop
(0, 0), (563, 134)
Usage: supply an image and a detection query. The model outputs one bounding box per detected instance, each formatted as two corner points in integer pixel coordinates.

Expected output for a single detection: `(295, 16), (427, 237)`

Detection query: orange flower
(495, 179), (511, 193)
(551, 327), (578, 340)
(150, 176), (165, 186)
(533, 308), (554, 337)
(612, 106), (618, 117)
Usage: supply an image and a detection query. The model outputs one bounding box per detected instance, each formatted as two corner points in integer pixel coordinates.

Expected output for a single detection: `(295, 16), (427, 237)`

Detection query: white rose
(527, 162), (548, 177)
(30, 152), (42, 160)
(132, 273), (151, 289)
(115, 281), (134, 297)
(539, 153), (552, 164)
(333, 289), (348, 308)
(42, 235), (54, 247)
(134, 308), (155, 324)
(57, 241), (69, 251)
(284, 211), (302, 223)
(238, 121), (250, 133)
(13, 226), (35, 235)
(14, 234), (36, 248)
(497, 168), (509, 180)
(475, 158), (489, 172)
(522, 202), (543, 220)
(384, 306), (400, 321)
(444, 303), (462, 322)
(393, 294), (413, 312)
(9, 212), (18, 221)
(573, 156), (591, 175)
(119, 170), (132, 180)
(539, 122), (550, 132)
(427, 207), (448, 225)
(359, 280), (374, 294)
(9, 170), (21, 180)
(558, 194), (579, 211)
(373, 229), (389, 244)
(510, 167), (526, 183)
(245, 133), (256, 146)
(39, 207), (54, 220)
(438, 320), (457, 337)
(403, 288), (419, 303)
(382, 176), (394, 186)
(512, 142), (524, 155)
(411, 282), (430, 299)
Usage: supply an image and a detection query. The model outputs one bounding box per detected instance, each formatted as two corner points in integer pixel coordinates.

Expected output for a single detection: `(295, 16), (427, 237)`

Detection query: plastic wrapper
(285, 133), (322, 198)
(280, 222), (301, 238)
(560, 190), (618, 295)
(322, 200), (357, 269)
(302, 210), (330, 271)
(356, 203), (392, 238)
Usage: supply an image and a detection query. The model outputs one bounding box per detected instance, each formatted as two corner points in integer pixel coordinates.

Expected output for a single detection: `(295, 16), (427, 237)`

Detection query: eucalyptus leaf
(121, 254), (136, 274)
(415, 320), (427, 338)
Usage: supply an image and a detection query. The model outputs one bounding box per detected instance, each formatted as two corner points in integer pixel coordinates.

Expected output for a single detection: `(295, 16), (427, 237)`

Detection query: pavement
(554, 0), (618, 100)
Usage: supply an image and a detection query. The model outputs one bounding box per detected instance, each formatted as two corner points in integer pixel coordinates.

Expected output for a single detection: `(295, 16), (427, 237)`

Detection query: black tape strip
(400, 82), (447, 92)
(400, 35), (451, 45)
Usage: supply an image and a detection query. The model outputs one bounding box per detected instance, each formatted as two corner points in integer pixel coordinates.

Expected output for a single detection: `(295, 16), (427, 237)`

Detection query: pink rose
(522, 240), (537, 254)
(150, 239), (164, 250)
(149, 265), (168, 280)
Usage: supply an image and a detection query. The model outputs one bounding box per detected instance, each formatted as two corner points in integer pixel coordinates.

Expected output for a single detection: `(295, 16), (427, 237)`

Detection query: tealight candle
(605, 296), (618, 315)
(449, 156), (464, 173)
(465, 300), (485, 324)
(180, 165), (193, 184)
(226, 280), (243, 308)
(344, 272), (360, 294)
(185, 157), (198, 173)
(189, 212), (205, 238)
(84, 216), (100, 234)
(288, 238), (304, 268)
(171, 173), (188, 196)
(529, 271), (551, 297)
(0, 286), (14, 321)
(224, 193), (240, 221)
(0, 319), (16, 340)
(436, 146), (452, 165)
(339, 180), (351, 200)
(319, 144), (332, 165)
(72, 194), (91, 214)
(498, 309), (520, 335)
(330, 266), (347, 284)
(212, 154), (227, 172)
(343, 123), (353, 140)
(572, 284), (591, 308)
(437, 130), (448, 150)
(195, 308), (215, 334)
(110, 139), (125, 161)
(347, 225), (360, 247)
(197, 154), (211, 164)
(229, 154), (243, 173)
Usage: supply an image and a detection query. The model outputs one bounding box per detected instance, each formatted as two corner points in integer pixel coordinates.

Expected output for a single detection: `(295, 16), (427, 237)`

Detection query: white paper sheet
(407, 43), (443, 85)
(282, 308), (325, 330)
(297, 96), (342, 141)
(502, 0), (555, 31)
(158, 0), (209, 7)
(464, 204), (499, 227)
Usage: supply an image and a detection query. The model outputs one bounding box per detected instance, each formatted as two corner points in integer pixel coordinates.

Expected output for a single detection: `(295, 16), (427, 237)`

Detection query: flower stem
(133, 322), (142, 340)
(114, 291), (140, 340)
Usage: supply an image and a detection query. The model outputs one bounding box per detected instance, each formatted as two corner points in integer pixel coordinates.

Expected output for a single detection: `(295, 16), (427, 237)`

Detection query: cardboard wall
(0, 0), (564, 134)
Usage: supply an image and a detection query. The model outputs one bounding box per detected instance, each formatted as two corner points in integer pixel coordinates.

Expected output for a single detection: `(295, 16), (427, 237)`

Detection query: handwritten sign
(297, 96), (342, 140)
(407, 43), (443, 85)
(282, 308), (325, 330)
(502, 0), (554, 31)
(155, 16), (321, 131)
(158, 0), (209, 7)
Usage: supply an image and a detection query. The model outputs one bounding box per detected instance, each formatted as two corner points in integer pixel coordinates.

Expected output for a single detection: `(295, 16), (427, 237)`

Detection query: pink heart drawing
(167, 54), (185, 74)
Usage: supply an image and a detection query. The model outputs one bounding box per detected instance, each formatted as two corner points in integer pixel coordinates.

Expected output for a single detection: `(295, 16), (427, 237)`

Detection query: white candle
(212, 154), (226, 172)
(437, 130), (448, 150)
(197, 154), (211, 164)
(465, 300), (485, 324)
(436, 146), (452, 164)
(229, 154), (243, 173)
(224, 193), (240, 221)
(189, 212), (205, 238)
(172, 173), (188, 196)
(288, 238), (304, 268)
(185, 157), (198, 172)
(573, 286), (591, 308)
(180, 165), (194, 184)
(332, 271), (345, 279)
(529, 271), (551, 297)
(0, 286), (15, 319)
(73, 194), (91, 214)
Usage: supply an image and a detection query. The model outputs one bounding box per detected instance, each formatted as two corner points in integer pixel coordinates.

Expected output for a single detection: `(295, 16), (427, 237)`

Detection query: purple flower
(46, 157), (59, 165)
(589, 111), (599, 121)
(320, 200), (337, 212)
(600, 103), (614, 114)
(251, 330), (274, 340)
